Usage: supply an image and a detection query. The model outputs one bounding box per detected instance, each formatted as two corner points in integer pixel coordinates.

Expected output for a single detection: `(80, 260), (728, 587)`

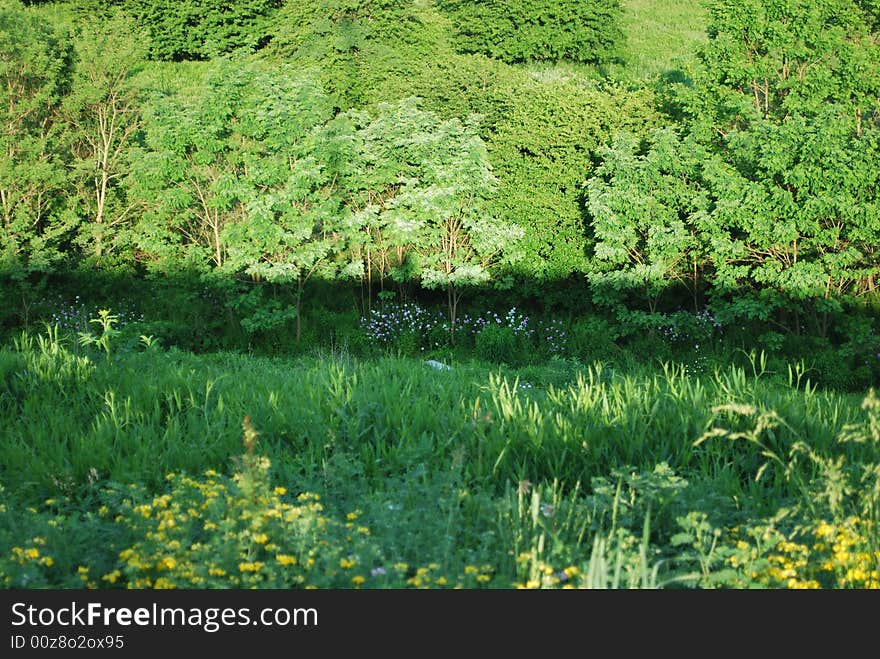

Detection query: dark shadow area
(2, 262), (878, 393)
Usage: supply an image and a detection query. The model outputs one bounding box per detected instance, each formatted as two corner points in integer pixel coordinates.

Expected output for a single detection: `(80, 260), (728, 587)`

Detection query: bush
(80, 0), (282, 61)
(436, 0), (623, 64)
(475, 324), (524, 365)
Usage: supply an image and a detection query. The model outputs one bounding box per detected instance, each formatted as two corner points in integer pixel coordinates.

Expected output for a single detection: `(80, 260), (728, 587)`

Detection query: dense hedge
(69, 0), (283, 60)
(436, 0), (623, 64)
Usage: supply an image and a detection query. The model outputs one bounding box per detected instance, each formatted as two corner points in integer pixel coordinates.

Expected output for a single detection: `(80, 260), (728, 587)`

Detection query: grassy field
(619, 0), (708, 79)
(1, 0), (877, 591)
(1, 327), (877, 588)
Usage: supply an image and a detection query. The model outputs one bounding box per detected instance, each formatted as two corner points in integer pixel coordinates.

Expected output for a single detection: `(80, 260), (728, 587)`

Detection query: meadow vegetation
(1, 0), (878, 588)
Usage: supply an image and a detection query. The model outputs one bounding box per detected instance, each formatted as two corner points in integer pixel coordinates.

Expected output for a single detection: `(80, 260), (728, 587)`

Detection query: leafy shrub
(436, 0), (623, 64)
(80, 0), (283, 60)
(267, 0), (458, 110)
(475, 324), (522, 365)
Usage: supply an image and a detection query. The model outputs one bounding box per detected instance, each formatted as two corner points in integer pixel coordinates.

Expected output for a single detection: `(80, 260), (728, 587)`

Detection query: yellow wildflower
(102, 570), (122, 584)
(158, 556), (177, 571)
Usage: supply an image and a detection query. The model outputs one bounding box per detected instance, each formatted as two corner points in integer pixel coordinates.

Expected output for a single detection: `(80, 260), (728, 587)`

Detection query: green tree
(585, 130), (709, 316)
(220, 65), (343, 342)
(684, 0), (880, 318)
(131, 59), (253, 271)
(0, 0), (73, 274)
(586, 0), (880, 334)
(63, 13), (146, 266)
(488, 77), (661, 285)
(342, 98), (523, 336)
(130, 58), (343, 340)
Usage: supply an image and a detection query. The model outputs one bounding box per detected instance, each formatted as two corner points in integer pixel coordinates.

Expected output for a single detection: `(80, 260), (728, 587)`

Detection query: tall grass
(0, 328), (866, 503)
(1, 327), (877, 588)
(618, 0), (708, 80)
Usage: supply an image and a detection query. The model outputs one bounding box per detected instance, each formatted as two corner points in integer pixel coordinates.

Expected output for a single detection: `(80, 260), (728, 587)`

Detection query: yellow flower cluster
(513, 551), (579, 589)
(749, 517), (879, 589)
(1, 536), (56, 588)
(106, 456), (374, 589)
(8, 538), (55, 569)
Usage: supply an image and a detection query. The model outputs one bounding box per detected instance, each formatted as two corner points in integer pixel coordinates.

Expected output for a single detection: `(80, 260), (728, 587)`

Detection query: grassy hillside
(620, 0), (708, 78)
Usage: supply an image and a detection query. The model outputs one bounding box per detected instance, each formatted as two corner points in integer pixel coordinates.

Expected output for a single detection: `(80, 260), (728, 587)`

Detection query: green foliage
(489, 78), (661, 282)
(585, 129), (707, 314)
(62, 12), (147, 267)
(436, 0), (623, 65)
(586, 0), (880, 331)
(80, 0), (283, 61)
(858, 0), (880, 29)
(268, 0), (458, 111)
(340, 98), (523, 328)
(77, 308), (121, 360)
(694, 0), (880, 306)
(0, 0), (75, 274)
(475, 324), (523, 365)
(131, 59), (337, 277)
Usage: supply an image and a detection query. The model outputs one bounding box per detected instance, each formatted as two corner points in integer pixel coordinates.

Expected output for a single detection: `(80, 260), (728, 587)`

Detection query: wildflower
(158, 556), (177, 571)
(351, 575), (365, 586)
(102, 570), (122, 584)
